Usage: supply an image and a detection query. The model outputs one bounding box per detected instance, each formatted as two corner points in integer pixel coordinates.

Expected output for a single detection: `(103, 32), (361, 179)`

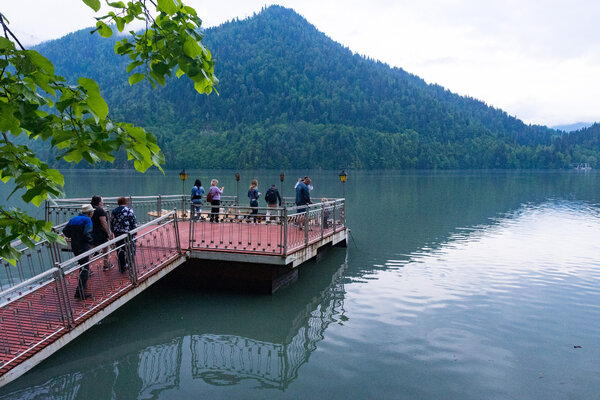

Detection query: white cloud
(2, 0), (600, 126)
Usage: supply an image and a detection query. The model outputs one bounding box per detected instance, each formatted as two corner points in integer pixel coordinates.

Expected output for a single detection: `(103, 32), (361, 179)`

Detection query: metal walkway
(0, 197), (346, 387)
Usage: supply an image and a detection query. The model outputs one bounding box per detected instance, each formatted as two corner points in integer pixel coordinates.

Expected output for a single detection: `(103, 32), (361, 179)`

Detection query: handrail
(0, 210), (184, 379)
(188, 199), (346, 255)
(0, 267), (58, 305)
(58, 210), (177, 270)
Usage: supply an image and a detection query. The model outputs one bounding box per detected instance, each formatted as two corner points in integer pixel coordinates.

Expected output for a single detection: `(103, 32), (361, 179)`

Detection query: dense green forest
(32, 5), (599, 169)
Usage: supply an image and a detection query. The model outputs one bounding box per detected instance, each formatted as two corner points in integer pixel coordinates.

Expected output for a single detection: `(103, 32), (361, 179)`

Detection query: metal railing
(46, 195), (242, 226)
(188, 199), (346, 255)
(0, 255), (349, 396)
(0, 212), (181, 375)
(0, 222), (69, 297)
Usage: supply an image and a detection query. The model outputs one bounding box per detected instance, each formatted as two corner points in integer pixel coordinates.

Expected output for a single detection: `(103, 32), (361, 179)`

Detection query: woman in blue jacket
(191, 179), (205, 221)
(246, 179), (261, 223)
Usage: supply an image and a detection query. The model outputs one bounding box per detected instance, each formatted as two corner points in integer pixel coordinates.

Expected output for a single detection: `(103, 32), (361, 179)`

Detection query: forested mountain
(33, 5), (599, 169)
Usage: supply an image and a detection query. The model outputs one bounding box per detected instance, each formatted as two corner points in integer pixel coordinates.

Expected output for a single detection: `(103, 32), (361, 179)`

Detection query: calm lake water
(1, 170), (600, 399)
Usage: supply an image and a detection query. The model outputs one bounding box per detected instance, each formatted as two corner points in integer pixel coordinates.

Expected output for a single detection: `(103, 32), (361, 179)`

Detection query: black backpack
(265, 188), (276, 203)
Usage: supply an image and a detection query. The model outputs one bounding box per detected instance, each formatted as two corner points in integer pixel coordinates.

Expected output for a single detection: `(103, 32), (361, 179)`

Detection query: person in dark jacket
(295, 177), (312, 211)
(295, 177), (312, 229)
(63, 204), (95, 299)
(265, 184), (282, 223)
(245, 179), (261, 223)
(91, 195), (113, 270)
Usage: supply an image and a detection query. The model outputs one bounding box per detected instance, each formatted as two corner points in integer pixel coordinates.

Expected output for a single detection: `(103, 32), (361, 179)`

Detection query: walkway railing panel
(0, 269), (69, 373)
(46, 195), (239, 226)
(56, 212), (181, 325)
(0, 235), (63, 297)
(0, 212), (181, 378)
(189, 205), (284, 255)
(189, 199), (345, 255)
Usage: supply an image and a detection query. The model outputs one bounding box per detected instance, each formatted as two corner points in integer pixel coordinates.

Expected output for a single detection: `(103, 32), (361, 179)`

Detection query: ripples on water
(2, 172), (600, 400)
(344, 201), (600, 399)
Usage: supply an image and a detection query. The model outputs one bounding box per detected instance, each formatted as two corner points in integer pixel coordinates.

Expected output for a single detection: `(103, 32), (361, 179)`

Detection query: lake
(1, 169), (600, 399)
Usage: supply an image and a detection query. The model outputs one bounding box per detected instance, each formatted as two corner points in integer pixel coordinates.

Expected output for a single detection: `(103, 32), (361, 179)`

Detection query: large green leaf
(78, 78), (101, 96)
(157, 0), (179, 15)
(96, 21), (113, 38)
(128, 73), (145, 86)
(0, 37), (14, 50)
(82, 0), (101, 12)
(26, 51), (54, 75)
(86, 95), (109, 120)
(183, 37), (202, 58)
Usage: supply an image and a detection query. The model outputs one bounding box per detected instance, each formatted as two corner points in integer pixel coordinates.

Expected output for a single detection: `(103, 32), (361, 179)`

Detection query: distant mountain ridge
(552, 122), (593, 132)
(32, 5), (600, 169)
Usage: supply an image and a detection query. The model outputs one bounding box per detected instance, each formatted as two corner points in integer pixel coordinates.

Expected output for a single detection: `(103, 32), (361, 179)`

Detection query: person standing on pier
(208, 179), (224, 223)
(265, 184), (282, 223)
(246, 179), (261, 223)
(63, 204), (95, 299)
(191, 179), (205, 221)
(111, 197), (138, 273)
(91, 195), (113, 270)
(295, 176), (313, 229)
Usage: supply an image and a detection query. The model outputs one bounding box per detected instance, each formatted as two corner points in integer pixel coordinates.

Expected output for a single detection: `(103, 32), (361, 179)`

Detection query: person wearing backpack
(191, 179), (205, 221)
(265, 184), (282, 223)
(245, 179), (261, 223)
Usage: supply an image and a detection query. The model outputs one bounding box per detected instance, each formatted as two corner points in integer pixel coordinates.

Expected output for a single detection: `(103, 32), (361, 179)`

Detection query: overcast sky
(3, 0), (599, 127)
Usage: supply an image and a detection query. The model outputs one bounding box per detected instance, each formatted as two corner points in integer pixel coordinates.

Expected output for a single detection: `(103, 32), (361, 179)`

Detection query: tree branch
(0, 13), (26, 51)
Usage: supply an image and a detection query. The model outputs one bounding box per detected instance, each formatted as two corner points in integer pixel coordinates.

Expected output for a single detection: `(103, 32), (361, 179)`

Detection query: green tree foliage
(0, 0), (216, 263)
(30, 6), (598, 171)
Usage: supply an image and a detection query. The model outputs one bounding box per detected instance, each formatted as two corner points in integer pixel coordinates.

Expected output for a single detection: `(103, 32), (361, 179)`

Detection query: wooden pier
(0, 198), (347, 386)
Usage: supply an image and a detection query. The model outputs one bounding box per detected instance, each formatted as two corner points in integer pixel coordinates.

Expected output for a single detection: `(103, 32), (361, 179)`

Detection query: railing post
(53, 264), (74, 329)
(181, 194), (186, 219)
(188, 203), (194, 250)
(283, 207), (288, 255)
(173, 208), (182, 254)
(341, 199), (346, 229)
(157, 194), (162, 216)
(126, 233), (138, 285)
(321, 202), (325, 240)
(332, 201), (336, 231)
(305, 206), (309, 245)
(48, 230), (59, 266)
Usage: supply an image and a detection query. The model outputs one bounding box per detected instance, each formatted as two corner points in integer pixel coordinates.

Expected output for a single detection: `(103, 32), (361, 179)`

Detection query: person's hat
(81, 204), (94, 213)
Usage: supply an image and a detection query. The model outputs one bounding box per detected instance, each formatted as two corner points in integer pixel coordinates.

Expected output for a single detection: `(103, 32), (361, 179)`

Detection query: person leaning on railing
(110, 197), (138, 273)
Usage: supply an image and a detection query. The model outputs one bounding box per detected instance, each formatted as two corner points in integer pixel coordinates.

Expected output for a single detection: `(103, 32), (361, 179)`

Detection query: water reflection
(0, 251), (347, 399)
(3, 171), (600, 400)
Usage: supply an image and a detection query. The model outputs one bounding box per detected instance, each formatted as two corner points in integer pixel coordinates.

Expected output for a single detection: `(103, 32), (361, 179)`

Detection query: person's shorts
(93, 234), (109, 246)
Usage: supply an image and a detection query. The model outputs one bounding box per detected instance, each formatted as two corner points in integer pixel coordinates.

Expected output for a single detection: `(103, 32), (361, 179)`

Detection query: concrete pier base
(168, 259), (298, 294)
